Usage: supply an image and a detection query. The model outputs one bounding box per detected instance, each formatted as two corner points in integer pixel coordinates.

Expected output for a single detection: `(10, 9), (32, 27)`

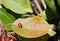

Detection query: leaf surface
(2, 0), (33, 14)
(0, 8), (16, 31)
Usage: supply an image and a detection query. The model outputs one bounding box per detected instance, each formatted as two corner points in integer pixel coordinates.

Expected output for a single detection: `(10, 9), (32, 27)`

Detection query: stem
(4, 30), (7, 41)
(54, 0), (60, 14)
(41, 0), (47, 9)
(30, 0), (47, 15)
(33, 0), (42, 13)
(34, 6), (39, 15)
(2, 27), (7, 41)
(30, 1), (39, 15)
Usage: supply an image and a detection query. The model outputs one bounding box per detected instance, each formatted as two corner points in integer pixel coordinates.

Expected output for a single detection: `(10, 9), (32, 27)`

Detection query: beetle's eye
(18, 23), (22, 28)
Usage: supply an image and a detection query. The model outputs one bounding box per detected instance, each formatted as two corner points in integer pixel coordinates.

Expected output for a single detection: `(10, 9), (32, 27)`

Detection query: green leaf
(58, 0), (60, 6)
(39, 11), (47, 19)
(45, 0), (56, 12)
(2, 0), (33, 14)
(40, 10), (60, 20)
(0, 8), (16, 31)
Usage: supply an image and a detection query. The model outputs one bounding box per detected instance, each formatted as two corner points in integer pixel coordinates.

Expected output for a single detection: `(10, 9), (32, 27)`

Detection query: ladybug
(18, 23), (22, 28)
